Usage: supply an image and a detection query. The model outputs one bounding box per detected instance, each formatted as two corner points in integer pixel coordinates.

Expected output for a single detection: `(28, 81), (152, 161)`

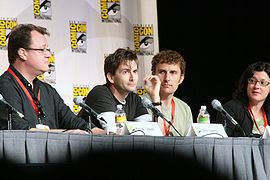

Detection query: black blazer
(215, 99), (270, 137)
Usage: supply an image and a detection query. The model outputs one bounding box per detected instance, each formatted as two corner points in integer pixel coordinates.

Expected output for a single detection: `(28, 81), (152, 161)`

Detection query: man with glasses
(0, 23), (106, 134)
(215, 61), (270, 137)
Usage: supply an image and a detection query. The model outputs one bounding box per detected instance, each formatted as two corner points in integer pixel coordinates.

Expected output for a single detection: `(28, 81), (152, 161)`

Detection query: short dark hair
(104, 48), (138, 85)
(151, 50), (186, 75)
(7, 23), (50, 64)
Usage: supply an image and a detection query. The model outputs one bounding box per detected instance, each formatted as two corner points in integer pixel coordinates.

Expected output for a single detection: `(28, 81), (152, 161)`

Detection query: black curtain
(157, 0), (270, 122)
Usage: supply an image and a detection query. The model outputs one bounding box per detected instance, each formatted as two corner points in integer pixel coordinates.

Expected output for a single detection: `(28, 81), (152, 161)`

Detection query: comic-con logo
(33, 0), (52, 20)
(73, 86), (90, 113)
(0, 18), (17, 50)
(37, 53), (56, 84)
(133, 24), (154, 55)
(136, 87), (146, 96)
(100, 0), (121, 23)
(69, 21), (87, 53)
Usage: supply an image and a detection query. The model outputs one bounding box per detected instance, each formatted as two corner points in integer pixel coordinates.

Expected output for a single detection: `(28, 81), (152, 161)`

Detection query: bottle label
(116, 116), (127, 123)
(198, 117), (210, 123)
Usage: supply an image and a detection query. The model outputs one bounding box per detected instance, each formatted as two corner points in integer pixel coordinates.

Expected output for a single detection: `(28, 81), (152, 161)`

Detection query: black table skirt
(0, 130), (269, 180)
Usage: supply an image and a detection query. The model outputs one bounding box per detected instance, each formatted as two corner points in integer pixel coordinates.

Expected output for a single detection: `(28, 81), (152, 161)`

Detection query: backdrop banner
(0, 0), (159, 113)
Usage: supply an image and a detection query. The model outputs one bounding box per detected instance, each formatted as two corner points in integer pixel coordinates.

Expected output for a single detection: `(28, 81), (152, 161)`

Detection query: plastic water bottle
(197, 105), (210, 124)
(115, 104), (127, 135)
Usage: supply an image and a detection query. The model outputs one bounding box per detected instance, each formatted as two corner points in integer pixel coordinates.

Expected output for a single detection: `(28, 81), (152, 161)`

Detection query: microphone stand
(222, 114), (246, 137)
(223, 118), (227, 134)
(84, 108), (94, 129)
(160, 115), (183, 137)
(235, 124), (246, 137)
(83, 108), (107, 128)
(7, 106), (12, 130)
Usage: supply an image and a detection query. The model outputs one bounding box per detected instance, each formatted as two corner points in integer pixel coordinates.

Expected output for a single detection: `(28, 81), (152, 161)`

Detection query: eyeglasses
(248, 77), (270, 87)
(25, 47), (52, 54)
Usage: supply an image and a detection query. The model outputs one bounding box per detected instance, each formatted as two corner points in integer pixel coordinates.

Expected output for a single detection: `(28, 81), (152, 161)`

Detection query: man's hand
(91, 127), (107, 135)
(63, 129), (90, 134)
(143, 75), (161, 102)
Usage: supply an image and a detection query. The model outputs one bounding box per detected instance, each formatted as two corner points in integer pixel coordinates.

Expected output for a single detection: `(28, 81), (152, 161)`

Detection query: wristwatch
(152, 101), (162, 106)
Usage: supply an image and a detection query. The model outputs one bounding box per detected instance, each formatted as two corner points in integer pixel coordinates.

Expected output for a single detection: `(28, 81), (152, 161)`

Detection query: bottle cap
(200, 105), (206, 110)
(117, 104), (123, 109)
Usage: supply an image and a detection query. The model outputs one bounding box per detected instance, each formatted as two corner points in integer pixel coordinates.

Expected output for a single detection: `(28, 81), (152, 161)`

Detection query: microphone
(0, 94), (24, 118)
(211, 99), (246, 136)
(73, 96), (106, 123)
(141, 96), (167, 121)
(211, 99), (238, 126)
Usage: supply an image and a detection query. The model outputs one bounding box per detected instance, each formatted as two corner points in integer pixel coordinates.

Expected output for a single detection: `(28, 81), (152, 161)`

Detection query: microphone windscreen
(211, 99), (222, 110)
(73, 96), (84, 105)
(141, 97), (152, 108)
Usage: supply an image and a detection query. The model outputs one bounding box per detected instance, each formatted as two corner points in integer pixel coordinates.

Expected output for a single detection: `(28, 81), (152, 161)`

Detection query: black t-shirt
(77, 84), (148, 127)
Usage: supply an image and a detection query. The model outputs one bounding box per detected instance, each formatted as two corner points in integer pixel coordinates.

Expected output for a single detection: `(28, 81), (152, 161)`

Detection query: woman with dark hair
(216, 61), (270, 137)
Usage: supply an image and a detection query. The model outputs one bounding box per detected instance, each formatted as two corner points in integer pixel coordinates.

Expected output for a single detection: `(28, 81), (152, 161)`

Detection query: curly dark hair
(151, 50), (186, 75)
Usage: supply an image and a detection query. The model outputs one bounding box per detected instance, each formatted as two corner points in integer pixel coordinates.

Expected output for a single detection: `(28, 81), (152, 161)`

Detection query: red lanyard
(248, 105), (268, 134)
(163, 98), (175, 136)
(8, 68), (41, 117)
